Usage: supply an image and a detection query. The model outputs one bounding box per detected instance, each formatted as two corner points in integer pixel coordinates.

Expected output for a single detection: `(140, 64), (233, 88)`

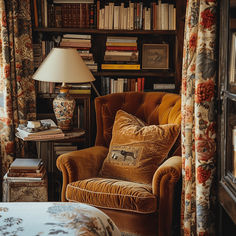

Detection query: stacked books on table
(6, 158), (46, 181)
(101, 36), (140, 70)
(16, 119), (65, 141)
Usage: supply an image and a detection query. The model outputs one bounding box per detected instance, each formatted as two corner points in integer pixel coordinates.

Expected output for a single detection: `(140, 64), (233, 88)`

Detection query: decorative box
(2, 174), (48, 202)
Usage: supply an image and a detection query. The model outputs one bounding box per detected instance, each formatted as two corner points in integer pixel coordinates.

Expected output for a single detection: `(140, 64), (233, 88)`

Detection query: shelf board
(93, 70), (176, 77)
(33, 28), (176, 35)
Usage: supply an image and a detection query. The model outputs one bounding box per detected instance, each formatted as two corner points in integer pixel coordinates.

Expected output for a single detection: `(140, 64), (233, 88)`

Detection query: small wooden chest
(2, 174), (48, 202)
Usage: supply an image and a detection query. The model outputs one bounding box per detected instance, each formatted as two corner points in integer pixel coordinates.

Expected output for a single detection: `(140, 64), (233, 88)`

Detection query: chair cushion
(66, 177), (157, 214)
(99, 110), (180, 184)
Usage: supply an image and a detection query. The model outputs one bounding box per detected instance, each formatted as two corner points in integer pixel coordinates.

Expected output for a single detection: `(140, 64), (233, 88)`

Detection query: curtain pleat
(181, 0), (217, 235)
(0, 0), (36, 178)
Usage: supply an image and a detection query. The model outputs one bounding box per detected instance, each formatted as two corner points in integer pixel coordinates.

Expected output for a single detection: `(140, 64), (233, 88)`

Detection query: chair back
(94, 92), (181, 148)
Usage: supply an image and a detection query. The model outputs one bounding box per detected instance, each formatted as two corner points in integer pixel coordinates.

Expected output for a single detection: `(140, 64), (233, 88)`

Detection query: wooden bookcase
(32, 0), (186, 145)
(218, 0), (236, 233)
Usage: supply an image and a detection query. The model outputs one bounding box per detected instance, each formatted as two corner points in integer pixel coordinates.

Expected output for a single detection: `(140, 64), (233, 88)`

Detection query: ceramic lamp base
(53, 91), (75, 131)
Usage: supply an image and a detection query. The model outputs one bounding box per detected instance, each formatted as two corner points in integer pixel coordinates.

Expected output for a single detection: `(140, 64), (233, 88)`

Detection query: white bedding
(0, 202), (121, 235)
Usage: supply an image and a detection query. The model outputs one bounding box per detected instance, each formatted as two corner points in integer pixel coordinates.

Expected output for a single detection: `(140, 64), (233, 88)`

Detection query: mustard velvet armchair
(56, 92), (182, 236)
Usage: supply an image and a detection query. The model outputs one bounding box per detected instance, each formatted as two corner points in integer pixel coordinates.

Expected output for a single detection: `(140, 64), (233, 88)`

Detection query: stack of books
(101, 36), (140, 70)
(6, 158), (46, 181)
(60, 34), (98, 72)
(16, 119), (65, 141)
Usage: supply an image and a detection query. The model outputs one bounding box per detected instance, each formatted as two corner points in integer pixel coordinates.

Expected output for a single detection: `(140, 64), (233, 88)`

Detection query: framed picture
(229, 32), (236, 85)
(142, 44), (169, 69)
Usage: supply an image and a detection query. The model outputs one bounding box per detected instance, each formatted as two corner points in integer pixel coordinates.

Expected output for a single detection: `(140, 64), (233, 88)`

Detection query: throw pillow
(99, 110), (180, 184)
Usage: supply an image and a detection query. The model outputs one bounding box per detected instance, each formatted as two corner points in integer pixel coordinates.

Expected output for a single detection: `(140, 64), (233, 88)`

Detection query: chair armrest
(152, 156), (182, 236)
(152, 156), (182, 196)
(56, 146), (108, 201)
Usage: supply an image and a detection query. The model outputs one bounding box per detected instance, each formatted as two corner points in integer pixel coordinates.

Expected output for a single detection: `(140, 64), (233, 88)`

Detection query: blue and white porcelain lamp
(32, 48), (96, 131)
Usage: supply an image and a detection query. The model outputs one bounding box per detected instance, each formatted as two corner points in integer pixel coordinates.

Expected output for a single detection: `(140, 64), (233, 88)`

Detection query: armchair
(57, 92), (182, 236)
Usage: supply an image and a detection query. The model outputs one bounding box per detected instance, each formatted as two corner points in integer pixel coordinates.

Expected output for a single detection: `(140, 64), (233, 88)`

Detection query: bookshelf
(218, 0), (236, 234)
(31, 0), (186, 143)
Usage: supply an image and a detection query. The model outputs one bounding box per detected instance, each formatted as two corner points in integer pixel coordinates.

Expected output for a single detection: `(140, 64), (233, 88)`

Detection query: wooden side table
(16, 128), (85, 201)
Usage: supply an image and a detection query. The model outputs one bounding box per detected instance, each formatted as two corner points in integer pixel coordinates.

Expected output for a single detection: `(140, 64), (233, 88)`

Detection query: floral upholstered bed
(0, 202), (121, 235)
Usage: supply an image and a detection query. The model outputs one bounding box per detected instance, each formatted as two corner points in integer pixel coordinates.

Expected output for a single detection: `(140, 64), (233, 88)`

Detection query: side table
(16, 128), (85, 201)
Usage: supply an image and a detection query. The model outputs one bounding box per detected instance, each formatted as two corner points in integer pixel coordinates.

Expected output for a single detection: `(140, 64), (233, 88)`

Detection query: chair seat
(66, 177), (157, 214)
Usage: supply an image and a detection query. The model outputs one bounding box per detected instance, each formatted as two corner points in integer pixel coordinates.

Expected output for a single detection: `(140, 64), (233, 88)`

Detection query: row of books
(102, 36), (140, 71)
(32, 0), (96, 28)
(33, 40), (55, 69)
(101, 77), (145, 95)
(32, 0), (176, 30)
(97, 0), (176, 30)
(101, 77), (176, 95)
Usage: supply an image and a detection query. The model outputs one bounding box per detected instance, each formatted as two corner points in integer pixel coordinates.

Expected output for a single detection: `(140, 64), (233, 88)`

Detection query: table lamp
(32, 47), (99, 131)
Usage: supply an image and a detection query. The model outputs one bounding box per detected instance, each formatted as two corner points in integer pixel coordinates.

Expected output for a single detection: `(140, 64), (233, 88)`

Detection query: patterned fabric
(0, 0), (36, 177)
(181, 0), (217, 235)
(0, 202), (121, 235)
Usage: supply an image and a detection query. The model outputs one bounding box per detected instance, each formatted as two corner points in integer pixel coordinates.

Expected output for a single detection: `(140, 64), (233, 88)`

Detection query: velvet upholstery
(66, 178), (157, 213)
(100, 110), (180, 184)
(57, 91), (182, 236)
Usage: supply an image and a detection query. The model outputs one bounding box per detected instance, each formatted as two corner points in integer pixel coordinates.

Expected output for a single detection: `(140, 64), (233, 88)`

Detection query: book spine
(101, 64), (140, 70)
(106, 46), (137, 51)
(96, 0), (99, 28)
(22, 133), (65, 141)
(33, 0), (39, 27)
(106, 42), (137, 46)
(7, 169), (46, 178)
(55, 4), (62, 27)
(47, 3), (55, 27)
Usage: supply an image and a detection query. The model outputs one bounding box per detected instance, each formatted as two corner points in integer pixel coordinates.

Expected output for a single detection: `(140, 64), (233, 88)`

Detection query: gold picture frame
(142, 44), (169, 69)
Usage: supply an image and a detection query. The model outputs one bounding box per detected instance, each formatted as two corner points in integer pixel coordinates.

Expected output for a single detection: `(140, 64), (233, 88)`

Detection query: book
(106, 36), (138, 43)
(9, 163), (44, 173)
(63, 34), (91, 39)
(16, 127), (63, 137)
(60, 41), (91, 47)
(7, 168), (46, 178)
(33, 0), (39, 27)
(101, 64), (140, 70)
(61, 38), (91, 43)
(10, 158), (43, 170)
(5, 173), (44, 181)
(104, 55), (138, 62)
(106, 42), (137, 47)
(53, 0), (94, 3)
(104, 51), (138, 56)
(69, 89), (91, 94)
(106, 46), (138, 51)
(16, 132), (65, 141)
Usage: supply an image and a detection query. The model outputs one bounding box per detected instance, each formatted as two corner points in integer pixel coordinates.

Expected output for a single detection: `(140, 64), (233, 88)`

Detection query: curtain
(0, 0), (36, 178)
(181, 0), (217, 235)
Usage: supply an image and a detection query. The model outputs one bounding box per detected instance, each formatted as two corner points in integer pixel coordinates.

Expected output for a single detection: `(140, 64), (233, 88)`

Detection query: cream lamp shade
(32, 47), (95, 83)
(32, 47), (96, 131)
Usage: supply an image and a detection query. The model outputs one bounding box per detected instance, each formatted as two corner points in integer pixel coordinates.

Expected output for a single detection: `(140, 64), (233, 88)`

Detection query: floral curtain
(181, 0), (217, 235)
(0, 0), (36, 178)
